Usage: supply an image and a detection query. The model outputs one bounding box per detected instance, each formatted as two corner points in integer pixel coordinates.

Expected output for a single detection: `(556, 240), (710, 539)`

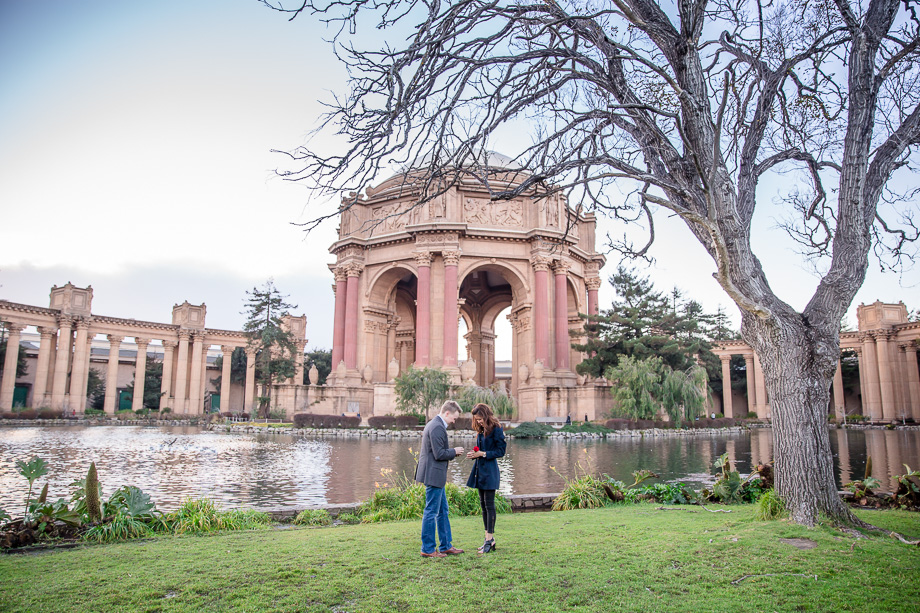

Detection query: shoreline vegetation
(1, 504), (917, 612)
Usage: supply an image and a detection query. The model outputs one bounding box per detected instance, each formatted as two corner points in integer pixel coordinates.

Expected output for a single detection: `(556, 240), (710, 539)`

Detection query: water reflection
(0, 426), (916, 511)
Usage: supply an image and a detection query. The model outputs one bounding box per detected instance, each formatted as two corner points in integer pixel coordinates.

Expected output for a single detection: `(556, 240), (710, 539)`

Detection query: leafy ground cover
(0, 504), (916, 613)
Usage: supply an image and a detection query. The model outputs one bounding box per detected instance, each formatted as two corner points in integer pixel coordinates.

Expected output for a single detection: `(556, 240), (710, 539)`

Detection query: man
(415, 400), (465, 558)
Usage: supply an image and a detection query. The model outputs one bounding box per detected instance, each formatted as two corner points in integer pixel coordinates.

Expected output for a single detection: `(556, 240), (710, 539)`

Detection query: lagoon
(1, 426), (917, 512)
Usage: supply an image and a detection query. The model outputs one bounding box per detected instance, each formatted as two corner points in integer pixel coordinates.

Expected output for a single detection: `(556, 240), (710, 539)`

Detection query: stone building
(316, 153), (613, 420)
(713, 301), (920, 422)
(0, 283), (309, 416)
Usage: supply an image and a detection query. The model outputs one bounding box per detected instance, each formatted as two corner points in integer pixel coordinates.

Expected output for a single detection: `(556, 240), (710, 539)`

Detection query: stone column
(586, 277), (601, 316)
(331, 267), (348, 371)
(904, 342), (920, 421)
(344, 263), (363, 370)
(78, 335), (93, 411)
(854, 347), (868, 415)
(199, 346), (208, 413)
(174, 330), (191, 413)
(50, 316), (73, 410)
(415, 252), (432, 367)
(188, 333), (204, 414)
(244, 347), (257, 414)
(294, 341), (306, 385)
(68, 319), (91, 410)
(131, 338), (150, 412)
(753, 352), (768, 418)
(833, 359), (845, 421)
(532, 255), (551, 368)
(875, 330), (896, 421)
(103, 335), (123, 415)
(861, 333), (882, 420)
(0, 323), (25, 409)
(744, 355), (755, 417)
(32, 326), (56, 407)
(553, 260), (570, 371)
(720, 356), (732, 418)
(160, 341), (176, 410)
(220, 345), (234, 412)
(442, 250), (461, 367)
(898, 344), (911, 421)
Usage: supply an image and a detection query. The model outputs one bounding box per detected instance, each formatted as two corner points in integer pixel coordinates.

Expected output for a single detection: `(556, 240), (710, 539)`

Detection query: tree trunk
(743, 314), (857, 527)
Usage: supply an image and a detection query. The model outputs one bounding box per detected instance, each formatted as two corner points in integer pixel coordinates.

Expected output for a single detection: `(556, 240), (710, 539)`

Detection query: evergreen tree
(394, 367), (451, 421)
(242, 279), (298, 418)
(574, 266), (714, 378)
(86, 367), (106, 410)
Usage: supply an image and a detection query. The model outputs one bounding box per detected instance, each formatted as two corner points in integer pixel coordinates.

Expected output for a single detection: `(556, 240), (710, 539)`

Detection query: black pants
(478, 488), (496, 533)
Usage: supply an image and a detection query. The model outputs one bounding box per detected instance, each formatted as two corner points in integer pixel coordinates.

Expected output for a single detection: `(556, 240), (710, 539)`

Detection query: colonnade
(713, 302), (920, 422)
(0, 285), (308, 414)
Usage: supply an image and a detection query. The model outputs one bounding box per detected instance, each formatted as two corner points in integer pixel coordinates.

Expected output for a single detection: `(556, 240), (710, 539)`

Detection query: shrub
(450, 417), (472, 430)
(293, 413), (361, 429)
(1, 412), (17, 420)
(755, 489), (786, 520)
(161, 498), (271, 534)
(293, 509), (332, 526)
(367, 415), (421, 429)
(552, 474), (609, 511)
(337, 512), (361, 525)
(746, 411), (759, 419)
(83, 408), (104, 417)
(638, 482), (696, 505)
(559, 422), (611, 434)
(507, 421), (552, 438)
(15, 409), (37, 419)
(37, 408), (63, 419)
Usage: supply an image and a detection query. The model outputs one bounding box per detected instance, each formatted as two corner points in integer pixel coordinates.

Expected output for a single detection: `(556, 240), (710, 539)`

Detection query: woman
(465, 403), (506, 553)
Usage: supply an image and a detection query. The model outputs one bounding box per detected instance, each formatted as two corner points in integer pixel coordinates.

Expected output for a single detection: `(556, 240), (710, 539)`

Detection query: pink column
(532, 256), (551, 366)
(415, 252), (432, 367)
(553, 260), (570, 370)
(720, 356), (733, 418)
(586, 277), (600, 315)
(442, 250), (461, 367)
(343, 264), (363, 370)
(0, 323), (25, 409)
(331, 267), (348, 370)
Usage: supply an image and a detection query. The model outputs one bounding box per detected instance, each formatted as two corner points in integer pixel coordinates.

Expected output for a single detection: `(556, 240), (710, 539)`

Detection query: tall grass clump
(755, 489), (786, 521)
(162, 498), (271, 534)
(293, 509), (332, 526)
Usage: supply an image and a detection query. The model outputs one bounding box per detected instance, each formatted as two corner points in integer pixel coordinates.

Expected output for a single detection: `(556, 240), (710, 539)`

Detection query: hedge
(293, 413), (362, 429)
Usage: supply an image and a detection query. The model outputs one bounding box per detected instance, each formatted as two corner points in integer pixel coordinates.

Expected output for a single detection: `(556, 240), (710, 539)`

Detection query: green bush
(507, 421), (552, 438)
(293, 509), (332, 526)
(755, 489), (786, 520)
(559, 422), (611, 434)
(552, 474), (609, 511)
(161, 498), (271, 534)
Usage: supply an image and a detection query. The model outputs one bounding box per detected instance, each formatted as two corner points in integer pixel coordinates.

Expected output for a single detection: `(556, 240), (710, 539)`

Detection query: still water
(1, 426), (918, 512)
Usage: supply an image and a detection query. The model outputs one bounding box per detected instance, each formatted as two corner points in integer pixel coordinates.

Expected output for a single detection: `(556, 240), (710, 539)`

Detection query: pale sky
(1, 0), (917, 357)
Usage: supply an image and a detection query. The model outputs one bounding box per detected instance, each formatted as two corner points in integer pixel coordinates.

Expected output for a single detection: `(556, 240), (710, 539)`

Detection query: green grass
(1, 505), (917, 612)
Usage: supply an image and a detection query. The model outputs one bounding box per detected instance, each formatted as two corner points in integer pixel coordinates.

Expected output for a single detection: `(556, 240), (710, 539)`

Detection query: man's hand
(454, 447), (464, 456)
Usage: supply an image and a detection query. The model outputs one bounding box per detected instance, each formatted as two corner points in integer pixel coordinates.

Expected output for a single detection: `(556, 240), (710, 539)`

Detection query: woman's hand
(466, 450), (486, 459)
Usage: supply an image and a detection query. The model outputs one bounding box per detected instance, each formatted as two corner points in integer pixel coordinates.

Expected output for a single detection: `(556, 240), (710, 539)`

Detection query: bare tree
(263, 0), (920, 527)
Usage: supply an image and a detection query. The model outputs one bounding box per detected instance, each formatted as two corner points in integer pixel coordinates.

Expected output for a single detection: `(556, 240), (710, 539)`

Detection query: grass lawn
(1, 504), (917, 612)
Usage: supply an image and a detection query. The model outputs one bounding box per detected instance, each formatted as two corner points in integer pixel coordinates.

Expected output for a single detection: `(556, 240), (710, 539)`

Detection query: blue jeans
(421, 485), (452, 554)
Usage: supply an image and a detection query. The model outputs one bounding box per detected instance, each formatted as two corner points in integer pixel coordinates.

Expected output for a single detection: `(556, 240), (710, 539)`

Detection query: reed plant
(293, 509), (332, 526)
(755, 489), (786, 521)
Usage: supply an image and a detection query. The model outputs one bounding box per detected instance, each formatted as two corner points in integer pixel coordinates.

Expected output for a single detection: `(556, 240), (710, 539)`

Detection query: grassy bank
(1, 504), (917, 613)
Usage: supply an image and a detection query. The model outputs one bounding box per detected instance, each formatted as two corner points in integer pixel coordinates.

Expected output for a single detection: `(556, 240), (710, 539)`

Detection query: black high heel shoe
(480, 538), (496, 553)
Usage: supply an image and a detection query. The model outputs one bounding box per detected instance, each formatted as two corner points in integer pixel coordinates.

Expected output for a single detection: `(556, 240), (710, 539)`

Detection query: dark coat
(466, 426), (506, 490)
(415, 415), (457, 488)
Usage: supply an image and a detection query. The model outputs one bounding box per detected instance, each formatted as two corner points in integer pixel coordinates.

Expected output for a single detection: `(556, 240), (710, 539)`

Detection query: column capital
(73, 318), (92, 331)
(551, 259), (571, 275)
(585, 276), (602, 291)
(720, 355), (732, 363)
(530, 255), (552, 272)
(443, 250), (462, 266)
(163, 340), (178, 349)
(56, 314), (74, 328)
(221, 345), (236, 355)
(38, 326), (58, 337)
(334, 266), (349, 283)
(245, 346), (258, 358)
(414, 251), (433, 267)
(345, 262), (365, 277)
(178, 329), (192, 341)
(107, 334), (124, 345)
(4, 322), (26, 334)
(191, 331), (207, 342)
(134, 337), (150, 348)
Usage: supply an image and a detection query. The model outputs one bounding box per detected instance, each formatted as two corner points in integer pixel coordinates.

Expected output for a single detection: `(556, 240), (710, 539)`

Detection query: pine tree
(242, 279), (299, 418)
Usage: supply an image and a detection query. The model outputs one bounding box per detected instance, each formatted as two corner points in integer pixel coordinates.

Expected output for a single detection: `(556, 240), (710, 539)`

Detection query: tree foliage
(125, 360), (163, 411)
(606, 355), (708, 422)
(304, 348), (332, 385)
(393, 367), (451, 421)
(453, 383), (516, 419)
(242, 279), (299, 417)
(574, 266), (728, 393)
(264, 0), (920, 527)
(86, 368), (105, 411)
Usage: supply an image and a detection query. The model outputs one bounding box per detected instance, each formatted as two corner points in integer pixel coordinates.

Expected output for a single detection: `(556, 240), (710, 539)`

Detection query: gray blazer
(415, 415), (457, 488)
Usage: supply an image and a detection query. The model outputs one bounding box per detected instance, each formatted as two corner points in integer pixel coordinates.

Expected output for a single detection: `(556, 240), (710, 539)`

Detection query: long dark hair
(471, 403), (501, 436)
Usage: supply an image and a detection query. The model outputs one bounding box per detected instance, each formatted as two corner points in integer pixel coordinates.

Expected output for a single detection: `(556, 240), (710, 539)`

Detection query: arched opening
(365, 265), (418, 381)
(457, 264), (526, 395)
